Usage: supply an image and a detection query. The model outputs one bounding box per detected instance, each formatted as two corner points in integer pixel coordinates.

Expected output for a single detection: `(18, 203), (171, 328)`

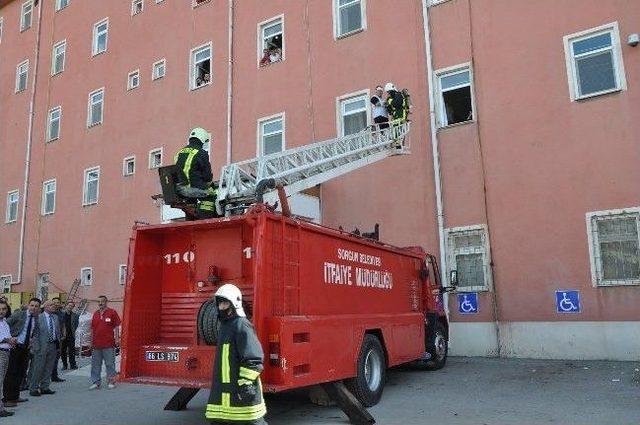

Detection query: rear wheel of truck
(424, 321), (448, 370)
(345, 334), (386, 407)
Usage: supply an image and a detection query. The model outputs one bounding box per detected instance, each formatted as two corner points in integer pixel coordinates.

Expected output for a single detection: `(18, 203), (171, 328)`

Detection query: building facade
(0, 0), (638, 360)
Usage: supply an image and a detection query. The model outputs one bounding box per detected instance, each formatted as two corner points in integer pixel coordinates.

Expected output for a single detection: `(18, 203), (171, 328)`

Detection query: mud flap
(321, 381), (376, 425)
(164, 387), (200, 411)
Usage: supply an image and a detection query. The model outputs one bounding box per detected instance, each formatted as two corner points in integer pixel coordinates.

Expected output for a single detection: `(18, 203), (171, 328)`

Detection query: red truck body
(120, 206), (447, 395)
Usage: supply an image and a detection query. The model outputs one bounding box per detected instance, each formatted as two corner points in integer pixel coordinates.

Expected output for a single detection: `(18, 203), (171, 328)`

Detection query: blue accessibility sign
(556, 290), (581, 313)
(457, 293), (478, 314)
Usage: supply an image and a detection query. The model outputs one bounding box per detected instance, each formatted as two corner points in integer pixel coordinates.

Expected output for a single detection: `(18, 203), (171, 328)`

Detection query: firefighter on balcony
(174, 127), (217, 219)
(384, 82), (408, 124)
(206, 284), (267, 425)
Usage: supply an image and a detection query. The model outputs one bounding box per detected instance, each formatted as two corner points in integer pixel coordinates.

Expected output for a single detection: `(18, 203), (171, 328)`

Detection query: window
(51, 40), (66, 75)
(83, 167), (100, 206)
(258, 16), (283, 67)
(56, 0), (70, 12)
(0, 276), (11, 293)
(436, 64), (474, 127)
(87, 88), (104, 127)
(0, 18), (4, 44)
(338, 91), (369, 137)
(258, 114), (285, 156)
(334, 0), (365, 38)
(5, 191), (18, 223)
(123, 156), (135, 176)
(563, 22), (626, 100)
(80, 267), (92, 286)
(20, 1), (32, 31)
(15, 60), (28, 93)
(92, 18), (108, 56)
(41, 179), (56, 215)
(446, 225), (492, 291)
(118, 264), (127, 286)
(587, 207), (640, 286)
(190, 43), (211, 90)
(152, 59), (166, 80)
(131, 0), (143, 16)
(149, 148), (162, 169)
(192, 0), (210, 7)
(127, 70), (140, 90)
(47, 106), (62, 141)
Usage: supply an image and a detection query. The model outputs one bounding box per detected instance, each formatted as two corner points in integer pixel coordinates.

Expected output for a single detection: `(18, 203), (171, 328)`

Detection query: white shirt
(0, 318), (12, 350)
(371, 95), (388, 119)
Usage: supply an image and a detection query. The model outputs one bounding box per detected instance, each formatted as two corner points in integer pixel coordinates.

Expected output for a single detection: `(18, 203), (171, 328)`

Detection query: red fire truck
(120, 123), (451, 415)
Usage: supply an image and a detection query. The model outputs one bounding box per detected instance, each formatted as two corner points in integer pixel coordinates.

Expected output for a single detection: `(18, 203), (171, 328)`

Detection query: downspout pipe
(421, 0), (448, 315)
(226, 0), (233, 165)
(14, 0), (44, 285)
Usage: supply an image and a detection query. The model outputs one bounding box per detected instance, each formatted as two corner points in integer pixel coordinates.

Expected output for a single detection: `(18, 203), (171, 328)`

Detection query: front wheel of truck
(424, 321), (448, 370)
(345, 334), (387, 407)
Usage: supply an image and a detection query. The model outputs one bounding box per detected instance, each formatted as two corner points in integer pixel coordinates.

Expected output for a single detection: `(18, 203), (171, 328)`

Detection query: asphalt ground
(4, 357), (639, 425)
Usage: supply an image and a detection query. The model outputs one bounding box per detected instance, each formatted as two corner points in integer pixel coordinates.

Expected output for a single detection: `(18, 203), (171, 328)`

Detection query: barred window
(446, 226), (491, 290)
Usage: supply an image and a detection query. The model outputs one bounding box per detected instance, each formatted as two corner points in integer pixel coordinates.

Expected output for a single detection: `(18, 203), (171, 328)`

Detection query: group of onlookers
(0, 294), (121, 418)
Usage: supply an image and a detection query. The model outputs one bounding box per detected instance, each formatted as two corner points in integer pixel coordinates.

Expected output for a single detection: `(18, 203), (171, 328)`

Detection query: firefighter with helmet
(384, 82), (408, 123)
(174, 127), (218, 219)
(205, 284), (267, 424)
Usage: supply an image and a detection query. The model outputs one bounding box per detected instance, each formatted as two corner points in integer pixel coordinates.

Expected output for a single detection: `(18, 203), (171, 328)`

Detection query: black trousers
(61, 336), (76, 368)
(3, 344), (29, 402)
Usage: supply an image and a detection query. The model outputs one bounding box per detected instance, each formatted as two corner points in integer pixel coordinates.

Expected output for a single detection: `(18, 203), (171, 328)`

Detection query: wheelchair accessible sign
(555, 290), (581, 313)
(457, 293), (478, 314)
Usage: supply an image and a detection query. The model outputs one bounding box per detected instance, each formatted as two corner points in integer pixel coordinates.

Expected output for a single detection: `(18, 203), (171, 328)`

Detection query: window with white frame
(259, 17), (283, 67)
(563, 23), (626, 100)
(83, 167), (100, 206)
(87, 88), (104, 127)
(92, 18), (108, 56)
(118, 264), (127, 285)
(192, 0), (210, 7)
(123, 156), (135, 176)
(56, 0), (69, 12)
(131, 0), (143, 16)
(436, 65), (474, 127)
(334, 0), (365, 38)
(258, 115), (284, 156)
(47, 106), (62, 141)
(155, 0), (165, 3)
(15, 60), (28, 93)
(20, 1), (32, 31)
(152, 59), (166, 80)
(0, 276), (11, 293)
(338, 93), (369, 136)
(587, 208), (640, 286)
(80, 267), (92, 286)
(446, 225), (492, 290)
(41, 179), (56, 215)
(149, 148), (162, 169)
(0, 18), (4, 44)
(51, 40), (66, 75)
(127, 70), (140, 90)
(190, 43), (211, 89)
(5, 191), (18, 223)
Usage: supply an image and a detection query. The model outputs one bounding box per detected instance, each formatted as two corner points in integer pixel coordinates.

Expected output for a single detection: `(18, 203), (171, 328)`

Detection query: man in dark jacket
(60, 302), (79, 370)
(384, 82), (407, 123)
(174, 127), (217, 219)
(205, 284), (267, 424)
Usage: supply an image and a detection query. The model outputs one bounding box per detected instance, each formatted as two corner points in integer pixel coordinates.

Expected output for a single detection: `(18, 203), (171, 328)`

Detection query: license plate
(145, 351), (179, 362)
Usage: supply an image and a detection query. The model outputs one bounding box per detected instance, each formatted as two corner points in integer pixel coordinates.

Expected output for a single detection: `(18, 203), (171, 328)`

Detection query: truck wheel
(197, 299), (219, 345)
(345, 334), (386, 407)
(424, 321), (447, 370)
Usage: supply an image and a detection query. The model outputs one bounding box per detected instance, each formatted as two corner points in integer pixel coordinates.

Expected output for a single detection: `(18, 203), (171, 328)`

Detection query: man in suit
(50, 297), (65, 383)
(29, 300), (61, 396)
(60, 302), (79, 370)
(2, 297), (40, 407)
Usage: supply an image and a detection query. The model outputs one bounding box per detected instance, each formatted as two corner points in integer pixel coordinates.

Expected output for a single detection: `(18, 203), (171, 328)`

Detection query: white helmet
(384, 82), (396, 92)
(214, 284), (246, 317)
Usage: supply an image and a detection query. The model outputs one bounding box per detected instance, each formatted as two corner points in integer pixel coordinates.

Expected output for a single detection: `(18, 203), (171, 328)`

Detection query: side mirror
(449, 270), (458, 287)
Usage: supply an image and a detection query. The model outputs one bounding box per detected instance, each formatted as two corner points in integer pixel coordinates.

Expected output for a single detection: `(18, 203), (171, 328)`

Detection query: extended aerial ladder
(158, 121), (411, 219)
(215, 121), (411, 216)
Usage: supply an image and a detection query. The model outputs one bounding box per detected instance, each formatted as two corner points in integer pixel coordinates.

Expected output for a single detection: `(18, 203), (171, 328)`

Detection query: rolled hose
(197, 299), (219, 345)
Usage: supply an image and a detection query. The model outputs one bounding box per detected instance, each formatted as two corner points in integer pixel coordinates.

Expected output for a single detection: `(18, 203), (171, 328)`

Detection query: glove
(237, 382), (257, 401)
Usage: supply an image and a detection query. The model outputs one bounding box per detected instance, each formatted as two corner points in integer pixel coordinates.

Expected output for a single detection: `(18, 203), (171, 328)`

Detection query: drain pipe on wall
(226, 0), (234, 165)
(14, 0), (44, 286)
(421, 0), (448, 315)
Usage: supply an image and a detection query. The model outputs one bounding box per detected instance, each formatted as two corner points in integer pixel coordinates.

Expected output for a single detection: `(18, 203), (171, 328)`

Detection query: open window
(436, 65), (474, 128)
(258, 16), (283, 67)
(190, 43), (211, 89)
